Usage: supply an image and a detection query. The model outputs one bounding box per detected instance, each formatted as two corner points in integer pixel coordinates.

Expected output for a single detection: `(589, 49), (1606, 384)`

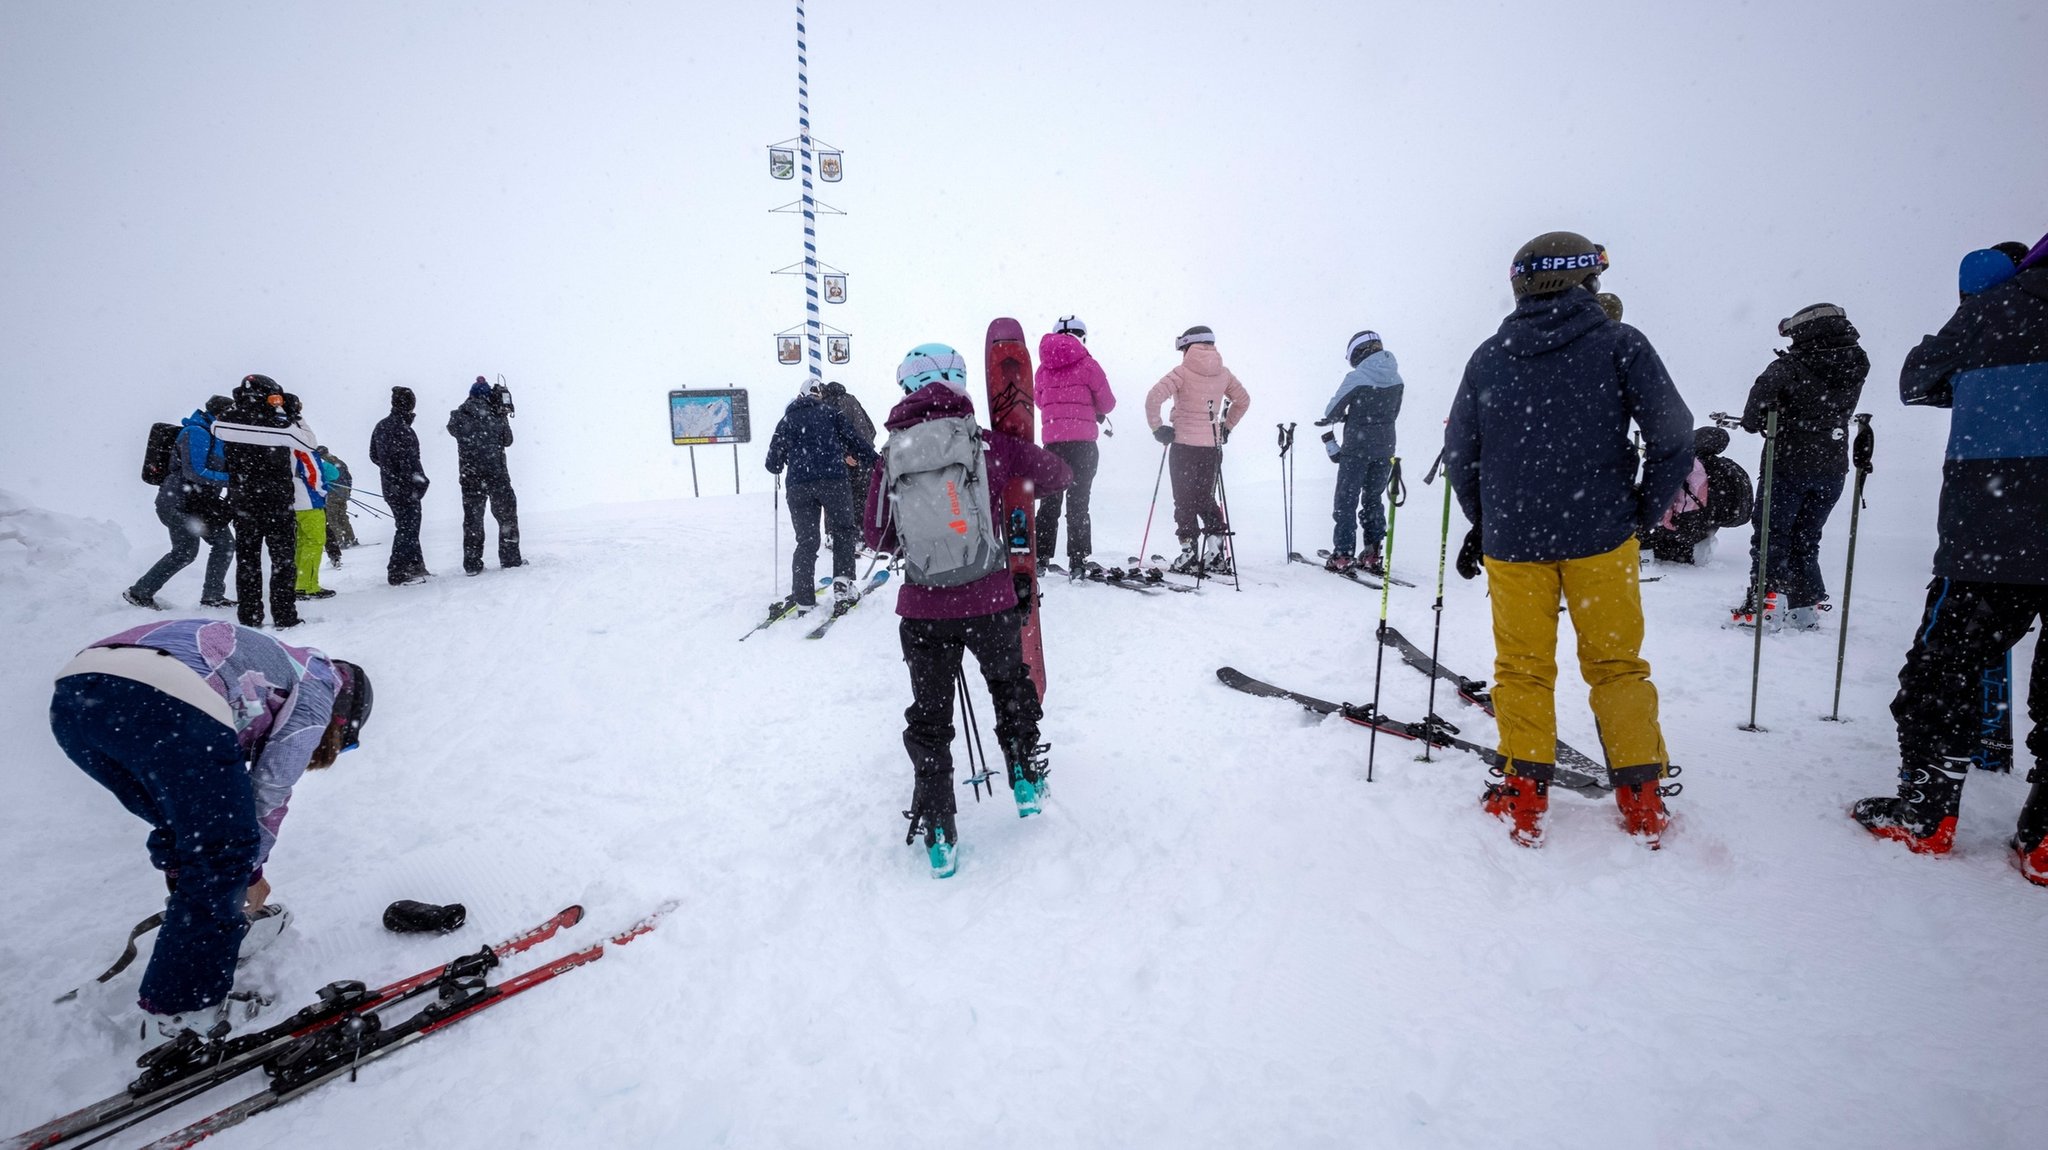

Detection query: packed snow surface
(0, 479), (2041, 1147)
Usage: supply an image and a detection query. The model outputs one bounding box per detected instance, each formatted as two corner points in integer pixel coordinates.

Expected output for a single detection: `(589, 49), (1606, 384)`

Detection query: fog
(4, 1), (2043, 542)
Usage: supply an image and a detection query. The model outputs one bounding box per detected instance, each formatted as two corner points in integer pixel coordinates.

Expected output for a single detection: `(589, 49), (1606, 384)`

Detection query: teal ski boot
(1006, 742), (1051, 818)
(906, 774), (959, 879)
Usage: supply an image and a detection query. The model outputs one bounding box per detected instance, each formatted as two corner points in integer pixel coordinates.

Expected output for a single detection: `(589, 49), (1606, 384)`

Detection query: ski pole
(1422, 450), (1452, 762)
(1366, 456), (1403, 783)
(957, 668), (993, 801)
(1277, 422), (1296, 560)
(1136, 440), (1169, 567)
(1742, 408), (1779, 733)
(1210, 400), (1240, 590)
(772, 473), (782, 603)
(1826, 414), (1874, 722)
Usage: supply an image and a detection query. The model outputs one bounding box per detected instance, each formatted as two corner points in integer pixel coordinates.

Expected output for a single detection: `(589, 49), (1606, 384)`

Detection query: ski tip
(985, 317), (1025, 345)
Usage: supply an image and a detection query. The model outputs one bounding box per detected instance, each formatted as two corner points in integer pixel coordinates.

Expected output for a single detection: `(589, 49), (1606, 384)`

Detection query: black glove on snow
(1455, 526), (1484, 580)
(1152, 426), (1175, 445)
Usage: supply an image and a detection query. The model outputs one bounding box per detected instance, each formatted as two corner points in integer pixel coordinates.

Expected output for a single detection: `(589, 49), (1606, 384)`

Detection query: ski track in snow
(0, 480), (2042, 1148)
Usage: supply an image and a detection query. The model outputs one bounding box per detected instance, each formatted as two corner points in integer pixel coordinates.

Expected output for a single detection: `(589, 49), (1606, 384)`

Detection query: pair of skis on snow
(1043, 562), (1197, 595)
(1289, 549), (1419, 590)
(738, 563), (893, 642)
(11, 902), (672, 1150)
(1217, 623), (1615, 796)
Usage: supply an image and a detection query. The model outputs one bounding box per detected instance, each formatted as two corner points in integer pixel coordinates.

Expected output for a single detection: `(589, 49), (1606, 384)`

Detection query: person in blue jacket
(1853, 232), (2048, 884)
(126, 396), (237, 610)
(1444, 231), (1694, 849)
(1317, 330), (1404, 575)
(766, 381), (880, 610)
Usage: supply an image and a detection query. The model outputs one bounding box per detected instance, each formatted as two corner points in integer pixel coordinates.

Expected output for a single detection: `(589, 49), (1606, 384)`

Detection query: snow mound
(0, 488), (131, 626)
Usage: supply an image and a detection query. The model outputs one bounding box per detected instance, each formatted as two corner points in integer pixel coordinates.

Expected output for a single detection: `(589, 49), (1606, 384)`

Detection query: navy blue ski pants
(50, 673), (258, 1015)
(1748, 468), (1845, 609)
(1332, 454), (1393, 558)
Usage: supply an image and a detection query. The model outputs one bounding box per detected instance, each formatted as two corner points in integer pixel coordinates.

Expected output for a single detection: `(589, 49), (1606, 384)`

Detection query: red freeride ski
(985, 318), (1045, 700)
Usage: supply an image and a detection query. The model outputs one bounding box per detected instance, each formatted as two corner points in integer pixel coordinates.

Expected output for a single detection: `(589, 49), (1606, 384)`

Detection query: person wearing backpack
(212, 375), (313, 629)
(1145, 326), (1250, 573)
(765, 381), (878, 610)
(318, 446), (356, 560)
(126, 396), (237, 610)
(865, 343), (1072, 877)
(1316, 330), (1404, 576)
(1033, 315), (1115, 574)
(1640, 426), (1752, 565)
(447, 377), (522, 575)
(1732, 304), (1869, 631)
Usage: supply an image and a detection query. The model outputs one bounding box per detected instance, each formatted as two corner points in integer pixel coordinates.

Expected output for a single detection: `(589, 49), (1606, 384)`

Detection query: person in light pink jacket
(1033, 316), (1116, 571)
(1145, 326), (1251, 572)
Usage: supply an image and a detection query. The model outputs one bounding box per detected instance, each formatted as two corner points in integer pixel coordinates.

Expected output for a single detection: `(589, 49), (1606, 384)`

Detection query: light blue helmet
(897, 343), (968, 394)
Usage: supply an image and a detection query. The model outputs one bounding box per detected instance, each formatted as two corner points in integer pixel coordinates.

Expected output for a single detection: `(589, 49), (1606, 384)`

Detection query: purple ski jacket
(1034, 332), (1116, 444)
(864, 384), (1072, 620)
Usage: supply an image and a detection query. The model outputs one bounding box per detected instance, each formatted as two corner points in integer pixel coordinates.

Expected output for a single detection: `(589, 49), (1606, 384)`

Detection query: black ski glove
(1152, 426), (1175, 445)
(1455, 526), (1484, 580)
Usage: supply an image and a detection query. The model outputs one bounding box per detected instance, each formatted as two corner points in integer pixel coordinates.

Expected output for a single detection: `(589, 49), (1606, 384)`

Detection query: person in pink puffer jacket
(1145, 325), (1251, 572)
(1034, 316), (1116, 572)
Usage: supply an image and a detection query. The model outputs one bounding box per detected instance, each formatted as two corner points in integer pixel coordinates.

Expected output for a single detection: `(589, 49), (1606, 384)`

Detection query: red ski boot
(1611, 764), (1671, 848)
(1482, 765), (1551, 848)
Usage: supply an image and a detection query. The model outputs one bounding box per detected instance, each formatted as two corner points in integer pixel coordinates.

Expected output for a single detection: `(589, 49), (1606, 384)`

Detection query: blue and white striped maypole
(796, 1), (823, 386)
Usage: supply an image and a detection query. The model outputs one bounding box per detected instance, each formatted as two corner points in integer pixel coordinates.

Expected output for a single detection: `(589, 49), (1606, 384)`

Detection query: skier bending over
(866, 343), (1071, 877)
(1316, 329), (1404, 576)
(1732, 303), (1869, 631)
(48, 619), (372, 1038)
(1444, 231), (1694, 848)
(1145, 326), (1249, 574)
(1853, 233), (2048, 884)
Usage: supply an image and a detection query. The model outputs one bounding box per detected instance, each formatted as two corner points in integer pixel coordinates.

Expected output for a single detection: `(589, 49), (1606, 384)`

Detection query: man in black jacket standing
(370, 386), (431, 585)
(211, 374), (308, 628)
(1854, 233), (2048, 885)
(1734, 304), (1869, 631)
(447, 377), (521, 575)
(765, 383), (878, 610)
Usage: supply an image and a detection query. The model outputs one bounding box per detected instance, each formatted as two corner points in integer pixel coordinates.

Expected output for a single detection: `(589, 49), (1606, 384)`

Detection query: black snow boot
(1851, 756), (1967, 856)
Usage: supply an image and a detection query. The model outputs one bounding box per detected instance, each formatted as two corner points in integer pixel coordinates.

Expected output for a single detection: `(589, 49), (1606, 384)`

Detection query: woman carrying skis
(866, 344), (1070, 877)
(1144, 326), (1250, 574)
(48, 618), (372, 1037)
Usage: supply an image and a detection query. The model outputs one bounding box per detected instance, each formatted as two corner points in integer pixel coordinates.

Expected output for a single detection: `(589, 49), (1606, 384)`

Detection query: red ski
(985, 318), (1045, 700)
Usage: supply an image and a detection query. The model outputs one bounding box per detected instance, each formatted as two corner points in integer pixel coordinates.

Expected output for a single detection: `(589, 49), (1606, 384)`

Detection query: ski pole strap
(1277, 422), (1294, 455)
(1388, 457), (1407, 507)
(1423, 448), (1445, 486)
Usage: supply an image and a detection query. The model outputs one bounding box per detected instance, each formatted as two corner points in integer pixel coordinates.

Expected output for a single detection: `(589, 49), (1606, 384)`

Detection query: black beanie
(391, 386), (416, 413)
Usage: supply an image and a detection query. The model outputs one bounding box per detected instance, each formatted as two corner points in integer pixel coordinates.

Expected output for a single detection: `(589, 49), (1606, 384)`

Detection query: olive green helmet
(1509, 231), (1609, 299)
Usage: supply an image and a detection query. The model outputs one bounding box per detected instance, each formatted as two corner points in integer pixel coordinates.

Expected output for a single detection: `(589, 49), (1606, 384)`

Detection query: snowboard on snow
(987, 318), (1046, 700)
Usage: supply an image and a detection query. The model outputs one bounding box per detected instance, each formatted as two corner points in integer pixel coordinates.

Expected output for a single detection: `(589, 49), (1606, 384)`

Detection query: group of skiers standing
(129, 375), (525, 619)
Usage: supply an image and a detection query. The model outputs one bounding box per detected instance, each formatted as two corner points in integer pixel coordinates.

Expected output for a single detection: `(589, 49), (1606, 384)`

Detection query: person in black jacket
(446, 377), (521, 574)
(1853, 234), (2048, 885)
(765, 382), (878, 610)
(1443, 231), (1693, 849)
(210, 375), (312, 628)
(818, 380), (878, 511)
(370, 386), (431, 585)
(1733, 303), (1869, 631)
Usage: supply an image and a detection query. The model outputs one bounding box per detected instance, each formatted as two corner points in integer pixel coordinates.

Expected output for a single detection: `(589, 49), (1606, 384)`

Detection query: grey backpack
(880, 416), (1006, 587)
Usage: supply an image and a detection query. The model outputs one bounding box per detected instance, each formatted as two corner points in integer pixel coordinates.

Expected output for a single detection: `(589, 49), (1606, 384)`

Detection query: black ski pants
(899, 611), (1043, 805)
(1035, 440), (1099, 564)
(460, 463), (521, 571)
(1169, 443), (1225, 541)
(1748, 467), (1845, 608)
(385, 490), (428, 583)
(788, 477), (856, 603)
(232, 501), (298, 628)
(1891, 577), (2047, 777)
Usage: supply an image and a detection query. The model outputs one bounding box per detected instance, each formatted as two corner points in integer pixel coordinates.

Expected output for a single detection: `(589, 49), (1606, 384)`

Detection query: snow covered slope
(0, 479), (2041, 1147)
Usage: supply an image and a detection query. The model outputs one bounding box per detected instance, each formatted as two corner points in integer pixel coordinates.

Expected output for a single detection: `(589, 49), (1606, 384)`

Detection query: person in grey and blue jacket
(1317, 330), (1404, 573)
(126, 397), (237, 610)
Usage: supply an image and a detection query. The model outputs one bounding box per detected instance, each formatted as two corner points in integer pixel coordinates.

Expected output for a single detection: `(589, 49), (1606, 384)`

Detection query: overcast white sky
(3, 1), (2043, 536)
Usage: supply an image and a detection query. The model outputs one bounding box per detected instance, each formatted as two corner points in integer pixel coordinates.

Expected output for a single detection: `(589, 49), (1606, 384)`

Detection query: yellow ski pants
(1484, 537), (1668, 774)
